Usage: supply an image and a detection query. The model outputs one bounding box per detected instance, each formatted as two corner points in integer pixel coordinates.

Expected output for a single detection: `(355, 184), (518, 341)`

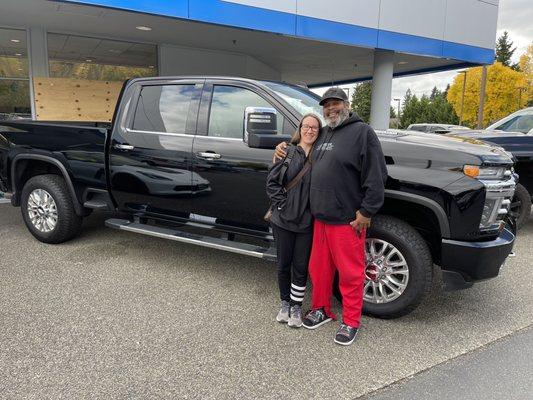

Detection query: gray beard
(326, 109), (349, 129)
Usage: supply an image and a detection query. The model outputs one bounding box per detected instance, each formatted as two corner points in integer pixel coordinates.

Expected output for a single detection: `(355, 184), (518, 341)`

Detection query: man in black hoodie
(276, 87), (387, 345)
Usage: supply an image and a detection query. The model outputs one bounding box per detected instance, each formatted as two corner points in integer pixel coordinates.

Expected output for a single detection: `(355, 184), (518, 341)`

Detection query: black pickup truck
(0, 76), (516, 318)
(446, 130), (533, 229)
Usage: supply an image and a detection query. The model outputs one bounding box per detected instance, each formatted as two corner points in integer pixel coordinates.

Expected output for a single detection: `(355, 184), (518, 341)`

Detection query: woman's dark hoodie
(310, 113), (388, 224)
(266, 144), (312, 233)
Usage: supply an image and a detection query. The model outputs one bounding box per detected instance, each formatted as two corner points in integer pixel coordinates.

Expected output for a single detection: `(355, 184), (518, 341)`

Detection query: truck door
(190, 81), (294, 233)
(108, 80), (202, 218)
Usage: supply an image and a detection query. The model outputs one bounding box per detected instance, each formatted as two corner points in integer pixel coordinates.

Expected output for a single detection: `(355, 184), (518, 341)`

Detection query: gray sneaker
(276, 300), (290, 323)
(288, 305), (303, 328)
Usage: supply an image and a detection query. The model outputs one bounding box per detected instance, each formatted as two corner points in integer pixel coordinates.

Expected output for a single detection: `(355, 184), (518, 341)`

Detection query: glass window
(262, 81), (323, 123)
(48, 33), (157, 81)
(0, 27), (31, 120)
(500, 115), (533, 134)
(0, 80), (31, 119)
(496, 116), (519, 132)
(133, 85), (195, 133)
(208, 85), (283, 139)
(409, 125), (426, 132)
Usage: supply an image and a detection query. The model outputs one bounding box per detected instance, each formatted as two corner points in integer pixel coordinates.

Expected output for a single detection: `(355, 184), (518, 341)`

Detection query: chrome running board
(105, 218), (276, 261)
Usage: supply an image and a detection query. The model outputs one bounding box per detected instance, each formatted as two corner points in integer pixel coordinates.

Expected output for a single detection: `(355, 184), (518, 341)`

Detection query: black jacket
(310, 113), (387, 224)
(266, 144), (313, 233)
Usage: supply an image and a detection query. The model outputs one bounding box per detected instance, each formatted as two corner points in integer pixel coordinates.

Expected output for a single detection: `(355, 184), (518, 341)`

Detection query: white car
(486, 107), (533, 135)
(406, 123), (470, 134)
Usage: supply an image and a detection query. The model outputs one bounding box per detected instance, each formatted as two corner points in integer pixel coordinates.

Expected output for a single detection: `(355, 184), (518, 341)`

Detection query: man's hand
(350, 211), (371, 237)
(273, 142), (288, 163)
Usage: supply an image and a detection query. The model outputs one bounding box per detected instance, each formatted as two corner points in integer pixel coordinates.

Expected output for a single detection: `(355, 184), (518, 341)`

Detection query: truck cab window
(208, 85), (284, 139)
(133, 85), (195, 133)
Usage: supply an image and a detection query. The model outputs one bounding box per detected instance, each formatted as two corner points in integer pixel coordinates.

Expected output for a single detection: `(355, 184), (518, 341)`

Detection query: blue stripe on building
(62, 0), (495, 65)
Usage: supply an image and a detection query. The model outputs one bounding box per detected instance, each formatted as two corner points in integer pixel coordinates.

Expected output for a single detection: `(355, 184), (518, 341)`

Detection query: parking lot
(1, 202), (532, 399)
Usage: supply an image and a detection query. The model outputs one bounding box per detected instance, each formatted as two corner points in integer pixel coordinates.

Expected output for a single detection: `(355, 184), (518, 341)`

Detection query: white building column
(370, 50), (394, 131)
(27, 27), (48, 119)
(28, 27), (49, 77)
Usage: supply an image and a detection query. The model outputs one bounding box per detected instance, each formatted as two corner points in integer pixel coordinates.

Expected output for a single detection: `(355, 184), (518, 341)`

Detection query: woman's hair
(290, 113), (322, 145)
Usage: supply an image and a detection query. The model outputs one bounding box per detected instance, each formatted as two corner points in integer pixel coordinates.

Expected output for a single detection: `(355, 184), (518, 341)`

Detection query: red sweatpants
(309, 220), (366, 328)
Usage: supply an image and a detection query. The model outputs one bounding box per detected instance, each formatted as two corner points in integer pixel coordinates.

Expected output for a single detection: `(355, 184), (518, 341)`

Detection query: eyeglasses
(301, 124), (319, 132)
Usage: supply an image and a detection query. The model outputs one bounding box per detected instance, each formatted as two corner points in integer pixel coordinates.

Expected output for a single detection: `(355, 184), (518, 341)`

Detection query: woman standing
(266, 114), (321, 328)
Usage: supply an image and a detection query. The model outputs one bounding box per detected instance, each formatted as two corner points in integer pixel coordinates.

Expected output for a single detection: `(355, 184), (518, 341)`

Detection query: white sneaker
(276, 300), (290, 323)
(288, 305), (303, 328)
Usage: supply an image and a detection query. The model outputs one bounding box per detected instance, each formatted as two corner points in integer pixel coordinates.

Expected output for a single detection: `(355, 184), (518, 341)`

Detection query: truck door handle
(114, 144), (135, 151)
(197, 152), (221, 160)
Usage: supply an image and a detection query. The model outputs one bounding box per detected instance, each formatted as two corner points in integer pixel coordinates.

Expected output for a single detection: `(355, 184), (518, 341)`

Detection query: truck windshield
(262, 82), (324, 122)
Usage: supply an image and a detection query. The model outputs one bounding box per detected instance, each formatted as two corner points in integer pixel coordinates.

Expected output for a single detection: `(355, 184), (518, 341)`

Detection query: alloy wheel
(27, 189), (58, 233)
(364, 238), (410, 304)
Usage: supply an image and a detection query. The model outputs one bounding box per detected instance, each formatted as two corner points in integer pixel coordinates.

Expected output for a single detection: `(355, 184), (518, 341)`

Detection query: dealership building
(0, 0), (499, 129)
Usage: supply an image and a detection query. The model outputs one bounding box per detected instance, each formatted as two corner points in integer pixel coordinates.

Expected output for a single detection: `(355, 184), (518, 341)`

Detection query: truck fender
(384, 189), (450, 237)
(11, 154), (84, 216)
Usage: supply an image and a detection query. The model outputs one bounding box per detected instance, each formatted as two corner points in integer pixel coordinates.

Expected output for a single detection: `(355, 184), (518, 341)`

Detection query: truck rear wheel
(334, 215), (433, 319)
(509, 183), (531, 230)
(21, 174), (82, 244)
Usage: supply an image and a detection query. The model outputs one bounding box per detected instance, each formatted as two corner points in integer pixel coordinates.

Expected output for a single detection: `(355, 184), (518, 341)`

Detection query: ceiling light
(398, 61), (408, 65)
(136, 26), (152, 31)
(149, 65), (155, 68)
(14, 53), (22, 56)
(86, 59), (93, 62)
(11, 39), (20, 43)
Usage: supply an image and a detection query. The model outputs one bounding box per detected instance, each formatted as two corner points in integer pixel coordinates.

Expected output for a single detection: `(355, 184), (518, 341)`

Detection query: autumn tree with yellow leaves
(519, 44), (533, 107)
(447, 58), (532, 128)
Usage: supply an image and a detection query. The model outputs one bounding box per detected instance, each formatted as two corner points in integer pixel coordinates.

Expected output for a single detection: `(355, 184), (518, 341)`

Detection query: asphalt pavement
(1, 203), (532, 399)
(365, 325), (533, 400)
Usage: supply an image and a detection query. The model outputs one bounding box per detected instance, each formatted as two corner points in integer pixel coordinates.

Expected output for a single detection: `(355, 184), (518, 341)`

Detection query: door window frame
(196, 79), (296, 139)
(125, 78), (204, 137)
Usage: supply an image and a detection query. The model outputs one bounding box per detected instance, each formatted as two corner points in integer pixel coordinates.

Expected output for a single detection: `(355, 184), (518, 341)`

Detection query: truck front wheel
(334, 215), (433, 319)
(21, 174), (83, 244)
(510, 183), (531, 230)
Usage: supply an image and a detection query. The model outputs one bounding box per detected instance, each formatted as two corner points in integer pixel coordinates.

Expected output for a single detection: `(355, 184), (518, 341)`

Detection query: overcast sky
(313, 0), (532, 110)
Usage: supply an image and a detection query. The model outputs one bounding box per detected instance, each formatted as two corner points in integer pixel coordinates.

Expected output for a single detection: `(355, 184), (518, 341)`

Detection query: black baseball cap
(319, 87), (348, 106)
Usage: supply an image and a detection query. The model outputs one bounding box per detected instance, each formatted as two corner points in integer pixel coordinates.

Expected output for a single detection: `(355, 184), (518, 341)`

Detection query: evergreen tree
(429, 86), (439, 101)
(399, 88), (458, 128)
(350, 81), (372, 122)
(351, 81), (398, 124)
(495, 31), (519, 70)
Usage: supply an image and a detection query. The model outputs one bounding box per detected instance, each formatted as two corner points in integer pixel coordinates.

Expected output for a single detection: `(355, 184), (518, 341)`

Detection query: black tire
(510, 183), (532, 230)
(21, 174), (83, 244)
(333, 215), (433, 319)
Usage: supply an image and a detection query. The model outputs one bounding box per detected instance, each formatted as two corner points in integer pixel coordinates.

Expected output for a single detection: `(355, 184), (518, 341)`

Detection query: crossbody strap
(277, 144), (297, 185)
(284, 159), (311, 192)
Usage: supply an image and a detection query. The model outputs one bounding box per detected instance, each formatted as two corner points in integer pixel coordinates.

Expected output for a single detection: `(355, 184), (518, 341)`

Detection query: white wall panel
(222, 0), (296, 14)
(296, 0), (380, 28)
(245, 56), (281, 80)
(444, 0), (499, 48)
(159, 44), (280, 80)
(378, 0), (446, 40)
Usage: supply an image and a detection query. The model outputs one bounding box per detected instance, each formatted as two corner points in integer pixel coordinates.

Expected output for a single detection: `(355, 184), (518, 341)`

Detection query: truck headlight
(463, 165), (508, 180)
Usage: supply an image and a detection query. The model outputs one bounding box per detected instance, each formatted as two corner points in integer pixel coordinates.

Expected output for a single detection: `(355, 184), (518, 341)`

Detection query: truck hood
(378, 130), (513, 167)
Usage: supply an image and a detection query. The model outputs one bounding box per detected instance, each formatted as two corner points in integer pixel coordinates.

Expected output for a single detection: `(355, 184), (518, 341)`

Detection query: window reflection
(133, 85), (195, 133)
(208, 86), (283, 138)
(48, 33), (157, 81)
(0, 27), (30, 119)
